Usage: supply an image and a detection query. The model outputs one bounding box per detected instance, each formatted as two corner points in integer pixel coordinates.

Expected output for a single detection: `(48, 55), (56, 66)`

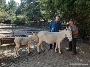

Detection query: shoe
(66, 49), (72, 51)
(71, 52), (77, 55)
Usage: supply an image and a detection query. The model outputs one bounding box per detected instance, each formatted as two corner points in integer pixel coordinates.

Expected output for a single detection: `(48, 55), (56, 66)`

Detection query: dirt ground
(0, 39), (90, 67)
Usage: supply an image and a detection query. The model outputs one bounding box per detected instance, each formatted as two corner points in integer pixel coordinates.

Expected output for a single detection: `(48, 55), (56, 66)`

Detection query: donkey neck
(59, 30), (66, 39)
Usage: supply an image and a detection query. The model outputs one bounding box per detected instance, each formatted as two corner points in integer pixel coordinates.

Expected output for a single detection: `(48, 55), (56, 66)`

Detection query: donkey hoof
(38, 52), (40, 54)
(43, 50), (45, 52)
(14, 56), (19, 58)
(14, 56), (17, 58)
(17, 55), (20, 57)
(59, 52), (61, 54)
(28, 53), (31, 55)
(55, 51), (58, 53)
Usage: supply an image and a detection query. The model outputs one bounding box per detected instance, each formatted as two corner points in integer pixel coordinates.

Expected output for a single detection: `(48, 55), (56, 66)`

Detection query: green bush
(13, 18), (20, 25)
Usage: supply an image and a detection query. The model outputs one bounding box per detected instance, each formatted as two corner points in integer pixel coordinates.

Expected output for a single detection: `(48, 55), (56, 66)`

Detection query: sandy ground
(0, 39), (90, 67)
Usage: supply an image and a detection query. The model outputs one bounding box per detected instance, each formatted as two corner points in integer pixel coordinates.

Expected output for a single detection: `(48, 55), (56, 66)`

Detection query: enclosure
(0, 0), (90, 67)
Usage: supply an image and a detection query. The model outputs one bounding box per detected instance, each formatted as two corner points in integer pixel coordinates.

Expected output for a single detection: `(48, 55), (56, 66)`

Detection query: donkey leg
(58, 42), (61, 54)
(14, 46), (17, 58)
(16, 44), (20, 57)
(37, 43), (41, 53)
(37, 39), (43, 53)
(28, 42), (30, 54)
(55, 42), (58, 53)
(41, 44), (45, 51)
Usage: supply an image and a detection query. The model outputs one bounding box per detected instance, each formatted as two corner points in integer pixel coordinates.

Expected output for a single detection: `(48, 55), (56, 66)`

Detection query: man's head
(55, 15), (60, 22)
(69, 20), (74, 26)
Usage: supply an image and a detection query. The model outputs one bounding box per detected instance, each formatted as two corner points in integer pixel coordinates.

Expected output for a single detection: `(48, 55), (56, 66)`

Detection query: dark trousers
(69, 38), (77, 53)
(50, 43), (56, 49)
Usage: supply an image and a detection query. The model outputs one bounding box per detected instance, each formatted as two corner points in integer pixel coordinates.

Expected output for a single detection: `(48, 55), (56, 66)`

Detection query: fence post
(0, 38), (2, 47)
(12, 24), (14, 37)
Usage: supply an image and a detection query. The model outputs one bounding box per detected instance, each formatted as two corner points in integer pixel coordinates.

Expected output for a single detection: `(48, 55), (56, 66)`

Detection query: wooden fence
(0, 23), (68, 45)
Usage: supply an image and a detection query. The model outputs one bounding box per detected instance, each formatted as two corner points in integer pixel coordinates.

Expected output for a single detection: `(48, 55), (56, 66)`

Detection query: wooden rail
(0, 23), (68, 45)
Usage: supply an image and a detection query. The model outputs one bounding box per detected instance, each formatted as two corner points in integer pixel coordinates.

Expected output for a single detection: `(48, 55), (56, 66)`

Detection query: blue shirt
(49, 20), (62, 32)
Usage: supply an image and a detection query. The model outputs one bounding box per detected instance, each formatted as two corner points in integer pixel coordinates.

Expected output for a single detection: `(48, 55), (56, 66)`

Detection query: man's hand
(73, 29), (78, 35)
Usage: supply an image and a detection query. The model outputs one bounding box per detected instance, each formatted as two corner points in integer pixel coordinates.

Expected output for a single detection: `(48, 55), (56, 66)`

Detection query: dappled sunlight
(19, 47), (31, 51)
(0, 30), (12, 33)
(80, 51), (85, 54)
(77, 46), (85, 54)
(0, 52), (14, 67)
(30, 45), (35, 48)
(36, 61), (44, 66)
(0, 39), (90, 67)
(37, 62), (40, 64)
(31, 42), (37, 48)
(76, 56), (83, 62)
(35, 45), (37, 47)
(74, 43), (90, 65)
(22, 49), (26, 52)
(0, 26), (12, 28)
(3, 52), (14, 57)
(65, 47), (68, 50)
(1, 44), (11, 47)
(3, 50), (11, 54)
(0, 49), (14, 57)
(76, 47), (79, 49)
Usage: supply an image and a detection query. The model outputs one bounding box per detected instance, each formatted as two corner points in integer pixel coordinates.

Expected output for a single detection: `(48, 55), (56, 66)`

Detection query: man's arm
(73, 26), (79, 35)
(73, 29), (78, 35)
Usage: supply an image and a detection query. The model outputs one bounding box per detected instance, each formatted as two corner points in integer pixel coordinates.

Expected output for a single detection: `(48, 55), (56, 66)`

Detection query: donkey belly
(41, 32), (58, 44)
(43, 37), (56, 44)
(21, 41), (28, 45)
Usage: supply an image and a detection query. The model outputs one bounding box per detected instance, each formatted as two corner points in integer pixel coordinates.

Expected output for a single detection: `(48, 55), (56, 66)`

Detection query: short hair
(56, 15), (60, 18)
(69, 19), (75, 24)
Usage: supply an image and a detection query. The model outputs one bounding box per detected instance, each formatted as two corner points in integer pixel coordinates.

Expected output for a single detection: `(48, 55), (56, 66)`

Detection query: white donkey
(37, 28), (72, 54)
(14, 34), (38, 58)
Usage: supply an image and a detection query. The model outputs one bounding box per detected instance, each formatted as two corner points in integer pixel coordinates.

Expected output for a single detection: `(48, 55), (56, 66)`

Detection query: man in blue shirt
(49, 15), (62, 49)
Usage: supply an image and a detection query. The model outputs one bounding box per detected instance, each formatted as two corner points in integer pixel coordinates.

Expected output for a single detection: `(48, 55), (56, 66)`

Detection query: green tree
(60, 0), (90, 40)
(17, 0), (42, 22)
(38, 0), (62, 20)
(26, 0), (41, 21)
(0, 0), (10, 22)
(8, 0), (17, 22)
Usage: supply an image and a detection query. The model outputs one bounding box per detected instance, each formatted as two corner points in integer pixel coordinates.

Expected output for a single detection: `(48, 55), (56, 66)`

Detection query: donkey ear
(32, 32), (36, 35)
(65, 27), (68, 30)
(32, 32), (35, 35)
(32, 32), (34, 34)
(34, 33), (36, 35)
(66, 26), (68, 29)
